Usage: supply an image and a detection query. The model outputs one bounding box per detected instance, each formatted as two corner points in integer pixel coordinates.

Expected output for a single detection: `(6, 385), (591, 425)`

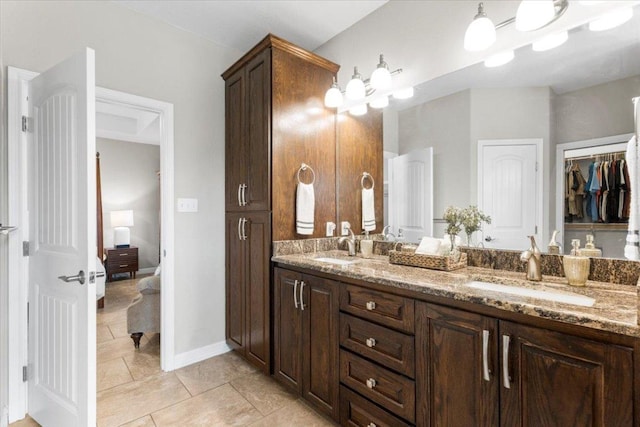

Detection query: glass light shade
(345, 77), (365, 100)
(349, 104), (368, 116)
(324, 86), (343, 108)
(589, 7), (633, 31)
(464, 16), (496, 51)
(516, 0), (556, 31)
(484, 50), (515, 68)
(370, 96), (389, 109)
(393, 87), (414, 99)
(532, 30), (568, 52)
(110, 210), (134, 227)
(370, 67), (392, 90)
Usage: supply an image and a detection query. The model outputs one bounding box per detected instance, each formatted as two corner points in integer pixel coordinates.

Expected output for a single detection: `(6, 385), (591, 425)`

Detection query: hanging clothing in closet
(575, 157), (630, 224)
(565, 163), (586, 221)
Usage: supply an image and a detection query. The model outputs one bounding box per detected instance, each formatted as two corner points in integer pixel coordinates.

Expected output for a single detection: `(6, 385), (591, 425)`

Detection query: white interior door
(27, 48), (96, 427)
(478, 140), (540, 250)
(389, 148), (433, 243)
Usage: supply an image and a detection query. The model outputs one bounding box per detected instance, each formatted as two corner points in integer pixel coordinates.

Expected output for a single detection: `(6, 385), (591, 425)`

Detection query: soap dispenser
(563, 240), (590, 287)
(547, 230), (561, 254)
(579, 234), (602, 258)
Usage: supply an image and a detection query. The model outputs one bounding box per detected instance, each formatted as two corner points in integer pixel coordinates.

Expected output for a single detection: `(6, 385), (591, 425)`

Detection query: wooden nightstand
(105, 246), (139, 282)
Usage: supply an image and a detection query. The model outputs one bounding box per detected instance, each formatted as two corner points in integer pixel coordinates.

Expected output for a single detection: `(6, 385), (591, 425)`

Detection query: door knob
(58, 270), (86, 285)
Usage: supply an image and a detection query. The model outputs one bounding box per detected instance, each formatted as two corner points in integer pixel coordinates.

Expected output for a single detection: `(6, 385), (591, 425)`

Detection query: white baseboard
(173, 340), (232, 369)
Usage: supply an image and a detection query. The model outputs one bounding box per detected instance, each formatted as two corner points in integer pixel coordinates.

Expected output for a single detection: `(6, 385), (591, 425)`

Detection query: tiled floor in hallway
(11, 275), (337, 427)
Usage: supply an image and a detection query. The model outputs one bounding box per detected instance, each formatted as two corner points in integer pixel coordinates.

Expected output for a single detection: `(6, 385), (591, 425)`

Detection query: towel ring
(361, 172), (375, 190)
(297, 163), (316, 185)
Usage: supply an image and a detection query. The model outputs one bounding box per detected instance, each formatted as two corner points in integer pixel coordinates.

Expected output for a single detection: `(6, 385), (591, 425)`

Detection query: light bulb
(532, 31), (568, 52)
(349, 104), (368, 116)
(370, 55), (392, 90)
(589, 7), (633, 31)
(324, 78), (343, 108)
(345, 67), (366, 100)
(484, 50), (514, 68)
(464, 3), (496, 51)
(516, 0), (556, 31)
(370, 96), (389, 109)
(393, 87), (414, 100)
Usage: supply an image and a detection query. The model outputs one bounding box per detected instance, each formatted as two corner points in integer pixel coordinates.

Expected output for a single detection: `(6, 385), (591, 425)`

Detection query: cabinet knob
(366, 378), (377, 389)
(365, 337), (376, 348)
(365, 301), (376, 311)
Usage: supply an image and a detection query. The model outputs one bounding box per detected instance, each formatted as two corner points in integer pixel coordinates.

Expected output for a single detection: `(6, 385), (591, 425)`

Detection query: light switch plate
(341, 221), (351, 236)
(326, 222), (336, 237)
(177, 198), (198, 212)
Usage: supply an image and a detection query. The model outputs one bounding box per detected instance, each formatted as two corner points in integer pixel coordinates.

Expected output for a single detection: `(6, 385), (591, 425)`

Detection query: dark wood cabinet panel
(340, 385), (412, 427)
(340, 313), (415, 377)
(224, 70), (247, 211)
(273, 267), (303, 392)
(105, 246), (138, 281)
(303, 274), (340, 419)
(225, 214), (245, 352)
(340, 349), (415, 423)
(416, 302), (499, 427)
(499, 321), (634, 427)
(340, 284), (414, 333)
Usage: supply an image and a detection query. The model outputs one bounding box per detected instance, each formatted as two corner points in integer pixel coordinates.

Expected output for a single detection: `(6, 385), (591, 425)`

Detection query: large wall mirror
(384, 4), (640, 259)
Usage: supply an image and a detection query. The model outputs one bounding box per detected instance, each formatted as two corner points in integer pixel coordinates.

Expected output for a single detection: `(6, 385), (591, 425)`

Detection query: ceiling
(114, 0), (388, 53)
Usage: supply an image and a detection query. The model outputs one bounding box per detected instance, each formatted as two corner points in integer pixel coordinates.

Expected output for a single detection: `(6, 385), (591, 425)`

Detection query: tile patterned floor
(11, 276), (337, 427)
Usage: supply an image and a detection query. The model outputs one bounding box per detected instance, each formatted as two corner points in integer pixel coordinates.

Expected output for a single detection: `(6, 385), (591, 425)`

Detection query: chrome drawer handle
(237, 184), (242, 207)
(119, 253), (128, 256)
(119, 264), (129, 268)
(367, 424), (377, 427)
(365, 301), (376, 311)
(503, 335), (511, 389)
(366, 378), (377, 389)
(365, 338), (376, 348)
(299, 281), (305, 311)
(482, 329), (490, 382)
(293, 280), (299, 309)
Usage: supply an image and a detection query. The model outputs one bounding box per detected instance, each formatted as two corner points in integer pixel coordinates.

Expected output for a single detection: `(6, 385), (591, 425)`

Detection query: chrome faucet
(382, 225), (396, 241)
(520, 235), (542, 281)
(338, 227), (357, 256)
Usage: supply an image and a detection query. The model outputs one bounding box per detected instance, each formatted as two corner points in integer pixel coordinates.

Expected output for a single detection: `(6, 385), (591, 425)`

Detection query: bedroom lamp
(111, 210), (134, 248)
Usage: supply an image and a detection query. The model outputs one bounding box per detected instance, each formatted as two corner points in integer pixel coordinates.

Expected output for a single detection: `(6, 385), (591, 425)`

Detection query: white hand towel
(625, 136), (639, 260)
(415, 237), (441, 255)
(362, 188), (376, 232)
(296, 182), (315, 235)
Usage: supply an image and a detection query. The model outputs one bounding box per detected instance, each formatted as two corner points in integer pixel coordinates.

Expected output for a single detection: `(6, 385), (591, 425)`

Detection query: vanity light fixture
(370, 55), (392, 90)
(588, 7), (633, 31)
(324, 77), (343, 108)
(345, 67), (366, 100)
(464, 0), (569, 52)
(484, 50), (515, 68)
(532, 30), (568, 52)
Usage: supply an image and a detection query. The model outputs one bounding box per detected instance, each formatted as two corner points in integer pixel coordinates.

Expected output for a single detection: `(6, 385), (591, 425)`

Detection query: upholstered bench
(126, 275), (161, 348)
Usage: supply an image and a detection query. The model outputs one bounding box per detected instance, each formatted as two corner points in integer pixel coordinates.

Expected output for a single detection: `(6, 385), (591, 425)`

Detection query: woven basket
(389, 250), (468, 271)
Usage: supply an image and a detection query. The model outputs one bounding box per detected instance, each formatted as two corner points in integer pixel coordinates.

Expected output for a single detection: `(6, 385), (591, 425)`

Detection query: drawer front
(340, 350), (415, 423)
(340, 313), (415, 378)
(107, 249), (137, 264)
(108, 261), (138, 272)
(340, 285), (414, 333)
(340, 385), (412, 427)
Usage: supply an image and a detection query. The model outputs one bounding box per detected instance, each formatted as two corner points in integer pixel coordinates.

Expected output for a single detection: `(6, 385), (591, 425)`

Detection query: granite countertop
(272, 250), (639, 338)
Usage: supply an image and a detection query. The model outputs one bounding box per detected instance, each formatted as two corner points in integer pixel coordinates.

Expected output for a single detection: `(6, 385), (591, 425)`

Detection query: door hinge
(535, 225), (538, 234)
(22, 241), (30, 257)
(22, 366), (27, 382)
(21, 115), (31, 132)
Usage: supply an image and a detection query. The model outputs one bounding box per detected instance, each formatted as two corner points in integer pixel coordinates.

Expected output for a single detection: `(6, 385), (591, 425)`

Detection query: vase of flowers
(443, 206), (462, 261)
(461, 205), (491, 247)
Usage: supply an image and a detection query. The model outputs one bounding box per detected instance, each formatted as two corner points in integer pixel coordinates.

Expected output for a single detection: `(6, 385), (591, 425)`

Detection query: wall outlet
(177, 198), (198, 212)
(341, 221), (351, 236)
(326, 222), (336, 237)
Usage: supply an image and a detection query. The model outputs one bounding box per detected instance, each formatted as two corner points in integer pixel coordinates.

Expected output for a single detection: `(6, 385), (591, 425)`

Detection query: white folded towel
(625, 136), (639, 260)
(362, 188), (376, 232)
(415, 237), (441, 255)
(296, 182), (315, 235)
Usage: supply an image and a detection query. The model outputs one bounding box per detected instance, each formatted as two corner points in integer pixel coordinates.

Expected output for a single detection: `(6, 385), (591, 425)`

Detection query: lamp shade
(346, 67), (366, 100)
(324, 86), (343, 108)
(516, 0), (556, 31)
(464, 15), (496, 51)
(110, 210), (134, 227)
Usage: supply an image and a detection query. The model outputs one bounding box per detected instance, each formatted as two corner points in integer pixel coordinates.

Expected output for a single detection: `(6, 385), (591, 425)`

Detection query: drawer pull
(119, 264), (129, 268)
(367, 424), (377, 427)
(365, 301), (376, 311)
(482, 329), (490, 382)
(366, 378), (377, 389)
(503, 335), (511, 389)
(119, 253), (129, 256)
(365, 337), (377, 348)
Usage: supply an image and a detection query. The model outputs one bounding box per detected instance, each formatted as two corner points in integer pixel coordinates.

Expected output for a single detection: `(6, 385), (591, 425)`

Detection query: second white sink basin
(314, 257), (358, 266)
(467, 281), (596, 307)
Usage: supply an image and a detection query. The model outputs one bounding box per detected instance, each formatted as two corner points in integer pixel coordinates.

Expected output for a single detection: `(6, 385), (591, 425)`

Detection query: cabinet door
(244, 212), (271, 372)
(416, 303), (499, 427)
(500, 321), (633, 427)
(225, 213), (245, 352)
(225, 69), (247, 211)
(302, 274), (340, 420)
(244, 49), (271, 211)
(273, 268), (303, 393)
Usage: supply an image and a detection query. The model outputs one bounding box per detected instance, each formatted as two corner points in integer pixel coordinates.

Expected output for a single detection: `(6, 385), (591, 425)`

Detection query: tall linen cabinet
(222, 34), (339, 373)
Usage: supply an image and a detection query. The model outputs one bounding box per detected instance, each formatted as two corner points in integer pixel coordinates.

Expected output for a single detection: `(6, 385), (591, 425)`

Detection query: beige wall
(97, 138), (160, 270)
(0, 1), (241, 355)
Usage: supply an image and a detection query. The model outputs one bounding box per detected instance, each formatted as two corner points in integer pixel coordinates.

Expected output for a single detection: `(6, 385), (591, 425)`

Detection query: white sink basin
(467, 281), (596, 307)
(314, 257), (358, 266)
